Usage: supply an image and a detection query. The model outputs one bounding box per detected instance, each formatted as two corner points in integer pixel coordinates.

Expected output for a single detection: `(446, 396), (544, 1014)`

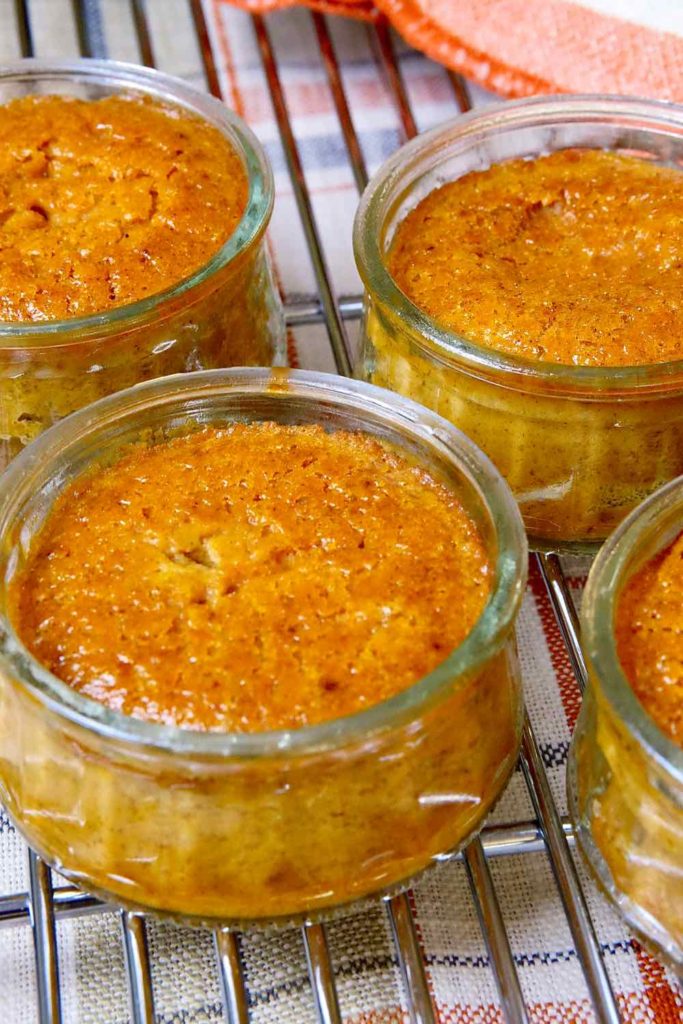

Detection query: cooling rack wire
(0, 2), (671, 1022)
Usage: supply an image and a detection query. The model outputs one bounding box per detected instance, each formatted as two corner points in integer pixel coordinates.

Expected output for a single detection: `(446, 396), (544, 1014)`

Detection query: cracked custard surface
(616, 531), (683, 746)
(11, 422), (492, 732)
(0, 94), (247, 321)
(389, 149), (683, 367)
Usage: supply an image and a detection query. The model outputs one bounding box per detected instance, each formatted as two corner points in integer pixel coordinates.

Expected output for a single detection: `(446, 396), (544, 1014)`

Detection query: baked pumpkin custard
(0, 370), (526, 924)
(569, 477), (683, 966)
(354, 97), (683, 549)
(0, 94), (247, 321)
(0, 65), (283, 467)
(616, 533), (683, 747)
(388, 150), (681, 368)
(11, 423), (492, 731)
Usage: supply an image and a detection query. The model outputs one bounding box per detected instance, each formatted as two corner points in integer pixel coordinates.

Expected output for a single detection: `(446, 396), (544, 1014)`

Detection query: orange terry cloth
(225, 0), (683, 102)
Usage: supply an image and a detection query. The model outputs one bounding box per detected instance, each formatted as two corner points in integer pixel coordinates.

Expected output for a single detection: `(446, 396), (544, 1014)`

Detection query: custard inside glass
(0, 91), (283, 465)
(388, 150), (681, 369)
(358, 147), (683, 548)
(587, 531), (683, 955)
(11, 423), (491, 730)
(0, 94), (248, 321)
(0, 418), (522, 923)
(616, 531), (683, 746)
(571, 521), (683, 964)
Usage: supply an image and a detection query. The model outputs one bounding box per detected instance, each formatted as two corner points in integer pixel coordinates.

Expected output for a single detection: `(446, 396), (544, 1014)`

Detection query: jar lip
(582, 474), (683, 781)
(0, 367), (527, 758)
(353, 93), (683, 393)
(0, 58), (274, 346)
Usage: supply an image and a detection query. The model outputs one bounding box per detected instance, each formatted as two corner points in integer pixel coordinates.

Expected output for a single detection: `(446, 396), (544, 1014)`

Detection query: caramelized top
(616, 531), (683, 747)
(11, 422), (492, 733)
(0, 94), (247, 321)
(389, 149), (683, 367)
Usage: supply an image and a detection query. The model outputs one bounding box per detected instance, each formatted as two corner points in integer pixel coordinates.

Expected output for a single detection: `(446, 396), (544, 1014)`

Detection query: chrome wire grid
(0, 2), (629, 1022)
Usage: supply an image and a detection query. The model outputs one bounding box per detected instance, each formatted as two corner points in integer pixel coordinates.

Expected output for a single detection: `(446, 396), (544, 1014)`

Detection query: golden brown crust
(11, 423), (492, 732)
(389, 149), (683, 367)
(0, 94), (247, 321)
(616, 531), (683, 746)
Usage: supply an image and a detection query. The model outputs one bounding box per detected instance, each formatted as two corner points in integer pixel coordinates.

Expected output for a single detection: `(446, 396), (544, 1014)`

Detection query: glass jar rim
(582, 474), (683, 783)
(0, 368), (527, 758)
(0, 58), (274, 346)
(353, 93), (683, 394)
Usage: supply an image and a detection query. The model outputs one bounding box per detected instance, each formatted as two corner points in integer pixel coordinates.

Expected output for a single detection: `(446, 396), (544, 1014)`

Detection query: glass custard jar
(0, 368), (526, 927)
(354, 95), (683, 553)
(568, 476), (683, 967)
(0, 60), (284, 469)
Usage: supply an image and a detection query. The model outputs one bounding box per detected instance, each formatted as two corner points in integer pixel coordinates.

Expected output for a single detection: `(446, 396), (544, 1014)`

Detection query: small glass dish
(568, 476), (683, 967)
(0, 368), (526, 928)
(353, 95), (683, 553)
(0, 59), (284, 469)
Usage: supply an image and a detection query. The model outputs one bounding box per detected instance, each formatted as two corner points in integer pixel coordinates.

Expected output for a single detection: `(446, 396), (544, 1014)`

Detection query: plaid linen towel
(2, 1), (683, 1021)
(222, 0), (683, 101)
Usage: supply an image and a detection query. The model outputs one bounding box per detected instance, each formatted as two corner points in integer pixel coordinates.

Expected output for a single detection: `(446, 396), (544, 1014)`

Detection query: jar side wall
(569, 682), (683, 966)
(0, 640), (522, 924)
(359, 302), (683, 549)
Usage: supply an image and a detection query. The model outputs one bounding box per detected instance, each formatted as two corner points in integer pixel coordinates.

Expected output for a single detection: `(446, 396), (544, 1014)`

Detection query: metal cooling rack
(0, 2), (627, 1022)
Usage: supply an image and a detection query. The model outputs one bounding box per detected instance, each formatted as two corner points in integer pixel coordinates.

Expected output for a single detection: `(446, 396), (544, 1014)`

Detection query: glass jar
(0, 59), (284, 469)
(568, 476), (683, 967)
(354, 95), (683, 553)
(0, 368), (526, 927)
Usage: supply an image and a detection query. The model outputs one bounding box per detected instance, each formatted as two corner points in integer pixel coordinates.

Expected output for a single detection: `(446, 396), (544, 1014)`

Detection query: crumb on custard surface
(389, 149), (683, 367)
(616, 531), (683, 746)
(0, 94), (247, 321)
(11, 422), (492, 732)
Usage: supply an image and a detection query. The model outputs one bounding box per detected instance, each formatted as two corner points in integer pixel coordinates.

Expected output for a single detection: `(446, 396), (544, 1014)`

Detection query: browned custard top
(616, 531), (683, 747)
(389, 149), (683, 367)
(11, 422), (492, 732)
(0, 94), (247, 321)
